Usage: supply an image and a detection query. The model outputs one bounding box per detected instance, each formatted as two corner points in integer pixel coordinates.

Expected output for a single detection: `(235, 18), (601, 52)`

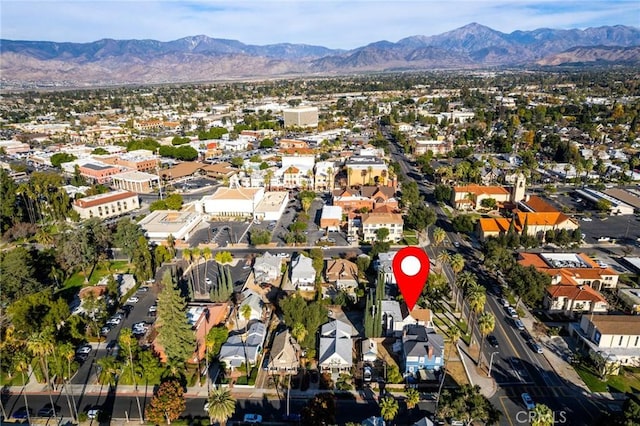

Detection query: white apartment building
(360, 212), (404, 243)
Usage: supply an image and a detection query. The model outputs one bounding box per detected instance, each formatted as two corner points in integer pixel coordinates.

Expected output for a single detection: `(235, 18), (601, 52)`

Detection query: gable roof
(268, 329), (299, 368)
(454, 184), (509, 196)
(319, 320), (353, 367)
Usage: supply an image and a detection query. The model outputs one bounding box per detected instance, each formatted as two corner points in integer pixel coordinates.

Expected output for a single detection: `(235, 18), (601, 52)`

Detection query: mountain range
(2, 23), (639, 88)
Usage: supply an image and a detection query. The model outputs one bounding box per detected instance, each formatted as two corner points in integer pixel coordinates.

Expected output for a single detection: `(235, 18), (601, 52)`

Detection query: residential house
(361, 208), (404, 242)
(571, 315), (640, 374)
(267, 329), (300, 372)
(325, 259), (359, 283)
(238, 289), (264, 324)
(402, 324), (445, 378)
(375, 251), (397, 285)
(253, 252), (282, 283)
(380, 300), (432, 337)
(318, 320), (353, 373)
(332, 188), (374, 213)
(219, 322), (267, 369)
(361, 338), (378, 363)
(359, 186), (398, 211)
(290, 253), (316, 292)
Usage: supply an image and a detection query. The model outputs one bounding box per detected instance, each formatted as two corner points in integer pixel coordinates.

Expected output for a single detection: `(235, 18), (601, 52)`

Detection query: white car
(506, 306), (519, 318)
(87, 407), (101, 419)
(581, 217), (592, 222)
(498, 298), (510, 308)
(205, 277), (212, 285)
(126, 296), (139, 304)
(106, 317), (121, 326)
(277, 253), (290, 258)
(76, 344), (92, 355)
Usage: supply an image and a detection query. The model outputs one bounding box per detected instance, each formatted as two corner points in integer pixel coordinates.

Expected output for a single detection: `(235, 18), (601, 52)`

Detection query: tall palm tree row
(27, 331), (57, 418)
(466, 284), (487, 346)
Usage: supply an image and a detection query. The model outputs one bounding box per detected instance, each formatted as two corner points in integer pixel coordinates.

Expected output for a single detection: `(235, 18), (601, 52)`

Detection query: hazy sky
(2, 0), (638, 49)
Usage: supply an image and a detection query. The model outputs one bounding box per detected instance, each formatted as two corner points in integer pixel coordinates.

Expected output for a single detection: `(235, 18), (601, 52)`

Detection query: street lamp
(487, 351), (500, 377)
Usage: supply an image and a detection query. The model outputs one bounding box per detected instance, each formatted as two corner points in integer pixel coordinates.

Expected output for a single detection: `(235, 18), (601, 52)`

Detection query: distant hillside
(2, 23), (639, 87)
(536, 45), (640, 66)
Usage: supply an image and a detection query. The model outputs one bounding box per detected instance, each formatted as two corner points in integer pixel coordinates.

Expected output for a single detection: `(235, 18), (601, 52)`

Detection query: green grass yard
(574, 363), (640, 393)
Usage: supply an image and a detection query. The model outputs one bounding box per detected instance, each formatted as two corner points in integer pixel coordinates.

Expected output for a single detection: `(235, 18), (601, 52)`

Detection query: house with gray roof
(219, 321), (266, 369)
(402, 324), (444, 379)
(253, 251), (282, 283)
(318, 319), (353, 373)
(238, 289), (264, 325)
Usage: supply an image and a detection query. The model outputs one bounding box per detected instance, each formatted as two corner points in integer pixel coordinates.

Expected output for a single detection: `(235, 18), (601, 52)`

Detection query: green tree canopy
(50, 152), (77, 168)
(156, 271), (196, 365)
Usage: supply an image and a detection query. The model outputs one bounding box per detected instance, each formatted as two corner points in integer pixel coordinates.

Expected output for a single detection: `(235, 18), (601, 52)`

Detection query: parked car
(528, 340), (543, 354)
(506, 306), (519, 318)
(106, 317), (121, 326)
(498, 298), (509, 307)
(76, 344), (92, 355)
(12, 407), (32, 419)
(243, 413), (263, 423)
(87, 406), (101, 419)
(363, 366), (373, 382)
(126, 296), (139, 304)
(37, 404), (60, 417)
(100, 326), (112, 336)
(581, 217), (592, 222)
(277, 253), (290, 258)
(513, 319), (525, 331)
(521, 392), (535, 410)
(487, 335), (499, 348)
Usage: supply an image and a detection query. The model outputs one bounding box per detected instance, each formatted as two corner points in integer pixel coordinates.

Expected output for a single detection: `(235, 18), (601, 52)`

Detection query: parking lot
(189, 221), (251, 247)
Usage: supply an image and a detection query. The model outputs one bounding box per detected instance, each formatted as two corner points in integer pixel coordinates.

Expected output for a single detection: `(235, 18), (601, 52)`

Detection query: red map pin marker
(392, 246), (431, 311)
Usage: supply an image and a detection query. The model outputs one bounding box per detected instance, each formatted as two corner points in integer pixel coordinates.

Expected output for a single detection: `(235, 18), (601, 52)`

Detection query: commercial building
(111, 170), (161, 193)
(574, 188), (635, 216)
(79, 162), (122, 184)
(100, 150), (158, 172)
(346, 156), (389, 187)
(198, 186), (265, 218)
(283, 106), (319, 128)
(138, 210), (204, 242)
(255, 191), (288, 222)
(571, 315), (640, 374)
(73, 189), (140, 220)
(452, 173), (526, 211)
(320, 205), (343, 231)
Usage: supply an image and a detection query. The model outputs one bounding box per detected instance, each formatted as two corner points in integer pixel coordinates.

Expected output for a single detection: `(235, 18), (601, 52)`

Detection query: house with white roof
(253, 252), (282, 283)
(290, 253), (316, 292)
(318, 319), (353, 373)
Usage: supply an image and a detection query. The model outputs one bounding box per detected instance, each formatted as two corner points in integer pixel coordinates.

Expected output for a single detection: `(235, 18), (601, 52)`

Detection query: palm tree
(436, 250), (451, 271)
(96, 356), (120, 388)
(347, 167), (354, 186)
(291, 323), (307, 344)
(202, 247), (212, 287)
(240, 304), (252, 331)
(326, 167), (334, 190)
(477, 311), (495, 366)
(432, 227), (446, 248)
(454, 271), (476, 311)
(206, 388), (236, 426)
(367, 166), (373, 185)
(531, 403), (554, 426)
(120, 330), (144, 422)
(379, 396), (399, 423)
(14, 352), (32, 425)
(166, 234), (176, 259)
(262, 169), (273, 191)
(380, 169), (387, 186)
(467, 285), (487, 346)
(181, 248), (194, 296)
(449, 253), (465, 279)
(27, 331), (57, 418)
(192, 247), (202, 295)
(405, 388), (420, 411)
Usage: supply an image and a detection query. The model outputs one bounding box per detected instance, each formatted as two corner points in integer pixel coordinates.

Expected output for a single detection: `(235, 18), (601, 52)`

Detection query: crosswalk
(502, 385), (572, 398)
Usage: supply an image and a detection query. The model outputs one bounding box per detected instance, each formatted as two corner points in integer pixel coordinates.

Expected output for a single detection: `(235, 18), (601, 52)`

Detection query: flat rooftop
(138, 210), (201, 233)
(255, 191), (288, 213)
(539, 253), (592, 269)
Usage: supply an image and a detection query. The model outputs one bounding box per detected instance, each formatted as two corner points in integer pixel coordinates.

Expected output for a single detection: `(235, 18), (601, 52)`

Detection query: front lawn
(574, 363), (640, 393)
(403, 230), (419, 245)
(62, 260), (131, 289)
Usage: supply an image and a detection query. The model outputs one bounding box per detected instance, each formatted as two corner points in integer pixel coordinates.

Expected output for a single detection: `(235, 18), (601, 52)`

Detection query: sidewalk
(517, 305), (590, 393)
(456, 342), (497, 398)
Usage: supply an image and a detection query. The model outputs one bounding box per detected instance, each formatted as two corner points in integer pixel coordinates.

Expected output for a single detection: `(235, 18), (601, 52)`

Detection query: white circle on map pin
(401, 255), (421, 277)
